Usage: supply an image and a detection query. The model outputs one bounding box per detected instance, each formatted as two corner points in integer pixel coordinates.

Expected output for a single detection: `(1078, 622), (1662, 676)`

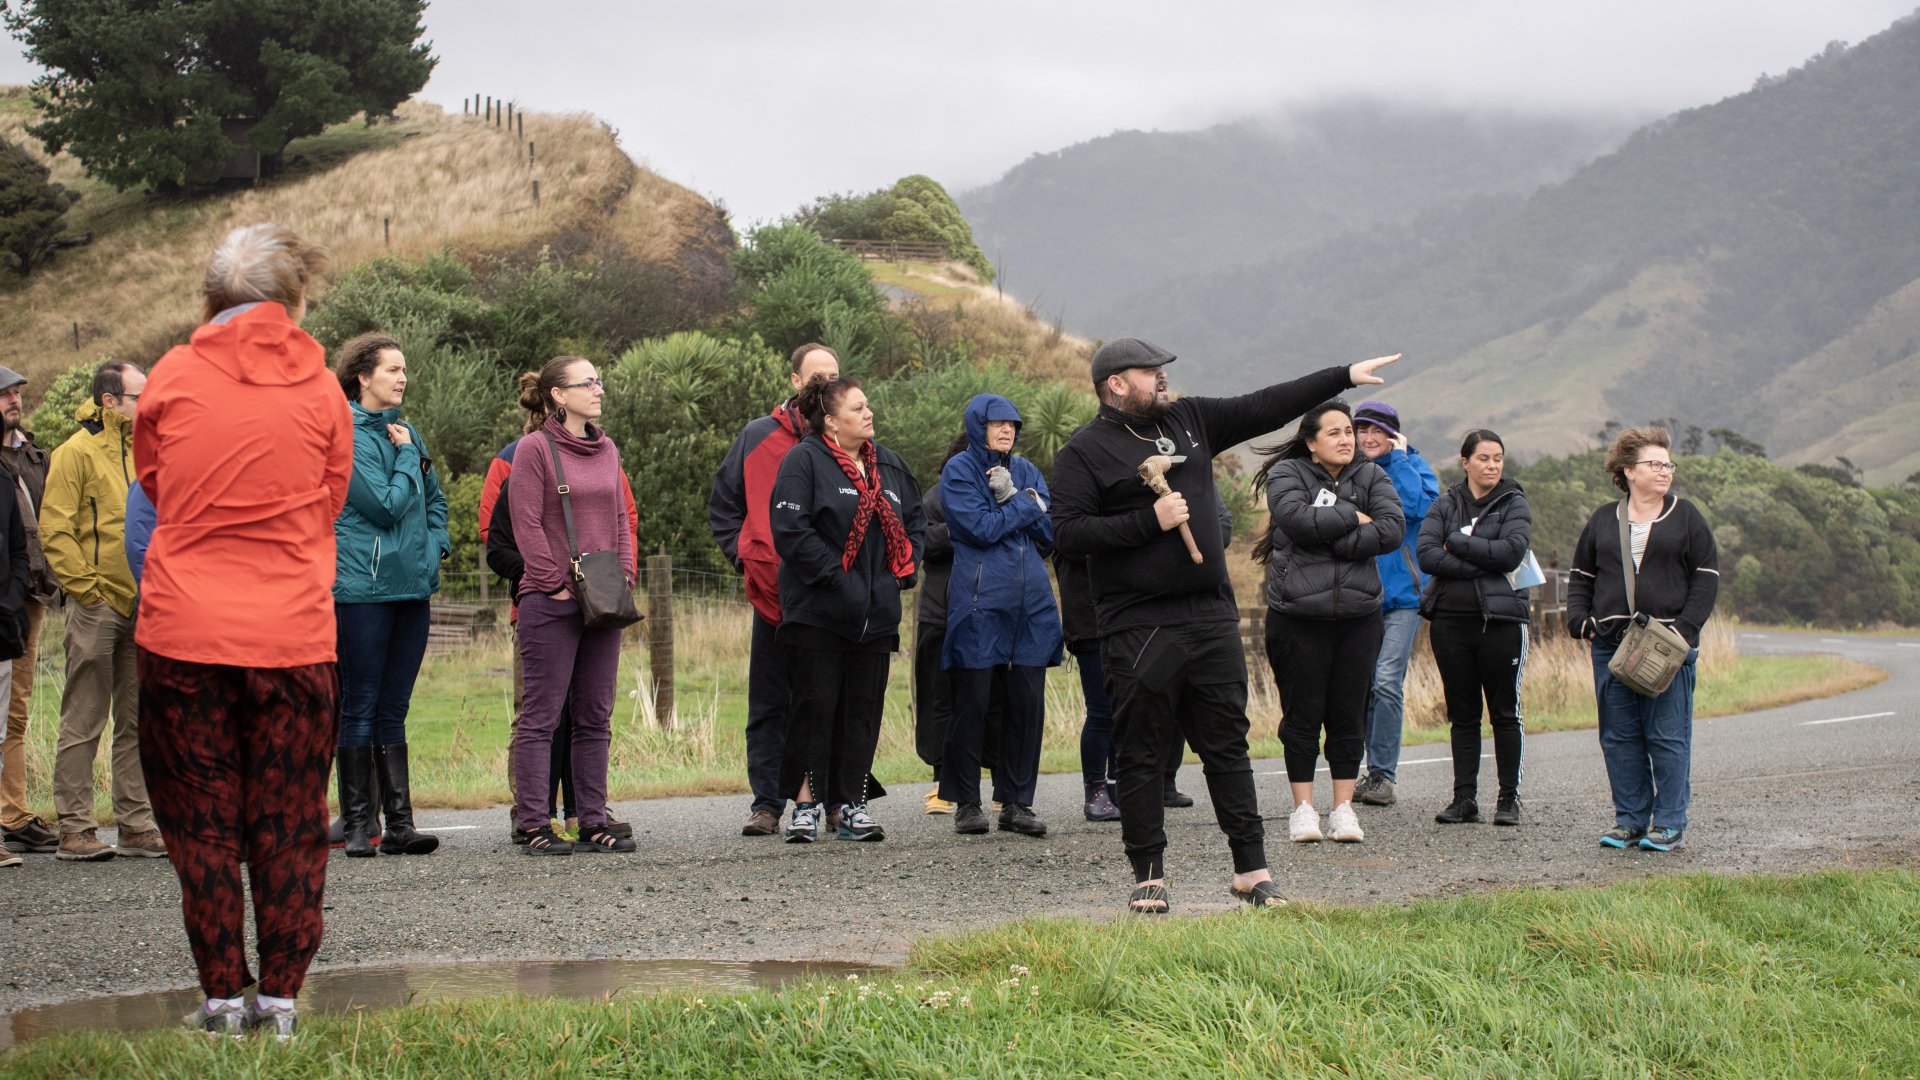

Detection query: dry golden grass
(0, 97), (714, 399)
(875, 259), (1096, 386)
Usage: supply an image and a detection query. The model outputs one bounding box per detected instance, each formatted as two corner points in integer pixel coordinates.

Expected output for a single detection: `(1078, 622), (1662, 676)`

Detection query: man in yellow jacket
(41, 362), (161, 861)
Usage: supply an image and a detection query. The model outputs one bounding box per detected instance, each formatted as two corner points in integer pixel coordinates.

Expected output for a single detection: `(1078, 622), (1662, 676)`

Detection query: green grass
(865, 260), (979, 298)
(6, 869), (1917, 1077)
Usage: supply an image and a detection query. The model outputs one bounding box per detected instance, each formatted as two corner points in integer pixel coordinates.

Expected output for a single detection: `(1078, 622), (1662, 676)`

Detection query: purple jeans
(511, 593), (623, 832)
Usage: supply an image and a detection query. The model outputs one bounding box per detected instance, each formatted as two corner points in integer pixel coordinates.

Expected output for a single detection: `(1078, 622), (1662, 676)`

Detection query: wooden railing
(828, 239), (950, 263)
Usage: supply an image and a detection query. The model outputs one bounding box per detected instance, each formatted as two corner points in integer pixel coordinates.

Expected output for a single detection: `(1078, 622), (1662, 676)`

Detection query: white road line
(1740, 633), (1770, 638)
(1820, 638), (1849, 645)
(1799, 711), (1896, 726)
(1259, 753), (1490, 776)
(1897, 642), (1920, 649)
(419, 824), (482, 831)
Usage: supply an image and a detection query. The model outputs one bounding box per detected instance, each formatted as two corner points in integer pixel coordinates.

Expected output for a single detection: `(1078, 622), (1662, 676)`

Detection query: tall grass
(6, 869), (1916, 1077)
(0, 99), (704, 387)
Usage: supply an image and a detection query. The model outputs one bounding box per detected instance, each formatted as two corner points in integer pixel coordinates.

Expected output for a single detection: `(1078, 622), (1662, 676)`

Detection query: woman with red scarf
(769, 374), (925, 844)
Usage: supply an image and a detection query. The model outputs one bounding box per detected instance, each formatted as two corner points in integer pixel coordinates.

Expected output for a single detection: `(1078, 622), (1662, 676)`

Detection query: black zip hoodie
(770, 435), (926, 646)
(1566, 494), (1719, 646)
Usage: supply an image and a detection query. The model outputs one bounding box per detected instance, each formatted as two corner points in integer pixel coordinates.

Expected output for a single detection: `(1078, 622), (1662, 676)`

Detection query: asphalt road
(2, 628), (1915, 1014)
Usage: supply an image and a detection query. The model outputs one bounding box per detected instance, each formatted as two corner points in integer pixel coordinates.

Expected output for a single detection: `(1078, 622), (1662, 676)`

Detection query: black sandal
(1230, 880), (1288, 908)
(574, 824), (635, 853)
(1128, 883), (1170, 914)
(523, 826), (572, 856)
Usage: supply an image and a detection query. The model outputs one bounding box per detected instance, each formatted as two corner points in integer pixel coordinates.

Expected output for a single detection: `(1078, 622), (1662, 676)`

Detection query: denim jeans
(1363, 607), (1422, 781)
(1591, 639), (1697, 832)
(335, 599), (431, 748)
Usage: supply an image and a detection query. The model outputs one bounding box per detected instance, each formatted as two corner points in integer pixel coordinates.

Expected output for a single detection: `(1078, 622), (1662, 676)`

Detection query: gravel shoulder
(3, 629), (1916, 1012)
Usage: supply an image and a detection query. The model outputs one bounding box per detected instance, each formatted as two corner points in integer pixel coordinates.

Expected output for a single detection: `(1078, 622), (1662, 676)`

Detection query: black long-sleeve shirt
(1049, 364), (1353, 634)
(1565, 494), (1719, 647)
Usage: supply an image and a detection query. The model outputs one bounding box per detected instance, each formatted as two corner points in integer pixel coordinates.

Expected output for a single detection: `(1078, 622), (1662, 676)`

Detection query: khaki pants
(0, 601), (40, 829)
(53, 600), (151, 834)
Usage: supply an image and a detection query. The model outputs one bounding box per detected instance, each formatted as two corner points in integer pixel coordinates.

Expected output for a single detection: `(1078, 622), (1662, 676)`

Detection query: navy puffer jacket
(940, 394), (1063, 670)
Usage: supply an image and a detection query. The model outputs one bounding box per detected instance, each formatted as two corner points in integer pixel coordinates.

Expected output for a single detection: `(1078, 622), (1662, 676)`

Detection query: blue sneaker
(1638, 827), (1686, 852)
(1599, 825), (1646, 849)
(785, 803), (820, 843)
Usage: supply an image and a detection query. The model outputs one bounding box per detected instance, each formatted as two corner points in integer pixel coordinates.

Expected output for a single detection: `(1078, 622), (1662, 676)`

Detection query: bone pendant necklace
(1110, 417), (1176, 456)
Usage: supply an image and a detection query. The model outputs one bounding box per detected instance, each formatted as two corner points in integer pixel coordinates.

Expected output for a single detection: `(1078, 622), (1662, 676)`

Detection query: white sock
(208, 996), (244, 1012)
(255, 994), (296, 1012)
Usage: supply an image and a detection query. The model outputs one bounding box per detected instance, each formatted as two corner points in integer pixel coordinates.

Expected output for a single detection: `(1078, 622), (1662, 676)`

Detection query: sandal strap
(1128, 884), (1170, 912)
(1233, 880), (1288, 907)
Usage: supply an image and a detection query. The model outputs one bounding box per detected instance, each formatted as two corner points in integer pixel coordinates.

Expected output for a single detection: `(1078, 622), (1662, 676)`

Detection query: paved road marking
(418, 824), (482, 831)
(1799, 711), (1896, 726)
(1741, 632), (1770, 638)
(1259, 753), (1491, 776)
(1898, 642), (1920, 649)
(1820, 638), (1850, 645)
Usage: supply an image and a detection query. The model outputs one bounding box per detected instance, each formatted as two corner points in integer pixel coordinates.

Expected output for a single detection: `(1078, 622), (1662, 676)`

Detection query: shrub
(0, 136), (78, 275)
(23, 361), (93, 447)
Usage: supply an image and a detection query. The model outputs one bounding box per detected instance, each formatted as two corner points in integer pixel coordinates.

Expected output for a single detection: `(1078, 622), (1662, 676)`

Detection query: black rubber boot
(374, 744), (439, 855)
(337, 745), (378, 857)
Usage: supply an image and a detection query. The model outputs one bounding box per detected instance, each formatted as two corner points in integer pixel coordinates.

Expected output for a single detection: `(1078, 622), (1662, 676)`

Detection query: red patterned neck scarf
(825, 436), (915, 578)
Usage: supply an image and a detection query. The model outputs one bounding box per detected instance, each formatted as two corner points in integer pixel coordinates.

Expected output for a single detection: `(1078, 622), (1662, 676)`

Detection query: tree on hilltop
(0, 135), (77, 274)
(798, 174), (997, 283)
(2, 0), (436, 191)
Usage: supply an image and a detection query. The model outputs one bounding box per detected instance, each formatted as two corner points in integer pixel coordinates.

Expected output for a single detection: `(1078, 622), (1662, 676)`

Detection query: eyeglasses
(560, 378), (603, 390)
(1635, 460), (1676, 474)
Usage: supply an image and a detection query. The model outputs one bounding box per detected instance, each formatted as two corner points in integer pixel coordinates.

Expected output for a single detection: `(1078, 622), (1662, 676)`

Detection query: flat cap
(0, 366), (24, 392)
(1090, 337), (1176, 384)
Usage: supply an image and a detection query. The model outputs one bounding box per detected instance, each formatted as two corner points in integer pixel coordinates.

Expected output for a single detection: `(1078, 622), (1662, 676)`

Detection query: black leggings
(1267, 609), (1384, 783)
(1427, 617), (1526, 801)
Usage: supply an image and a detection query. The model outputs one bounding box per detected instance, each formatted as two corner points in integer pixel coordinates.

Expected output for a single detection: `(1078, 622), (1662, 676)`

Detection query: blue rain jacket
(940, 394), (1063, 670)
(333, 401), (449, 604)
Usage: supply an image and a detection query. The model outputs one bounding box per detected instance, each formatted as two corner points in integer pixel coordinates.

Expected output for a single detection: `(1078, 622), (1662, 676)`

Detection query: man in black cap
(0, 364), (56, 856)
(1049, 338), (1398, 911)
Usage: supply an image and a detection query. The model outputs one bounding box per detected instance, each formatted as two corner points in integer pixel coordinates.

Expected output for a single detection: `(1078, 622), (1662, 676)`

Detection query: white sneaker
(1289, 802), (1323, 843)
(1328, 802), (1365, 843)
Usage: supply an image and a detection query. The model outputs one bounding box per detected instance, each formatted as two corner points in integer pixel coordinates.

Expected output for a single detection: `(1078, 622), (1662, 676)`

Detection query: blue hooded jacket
(333, 401), (449, 604)
(940, 394), (1063, 670)
(1372, 446), (1439, 611)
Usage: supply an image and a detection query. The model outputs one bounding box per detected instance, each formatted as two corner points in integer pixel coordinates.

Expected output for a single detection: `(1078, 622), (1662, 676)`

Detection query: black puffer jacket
(1262, 457), (1404, 619)
(1417, 479), (1532, 624)
(915, 484), (953, 628)
(770, 435), (926, 645)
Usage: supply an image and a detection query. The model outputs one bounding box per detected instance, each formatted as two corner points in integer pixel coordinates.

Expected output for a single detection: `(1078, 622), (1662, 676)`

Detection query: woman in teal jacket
(331, 333), (449, 857)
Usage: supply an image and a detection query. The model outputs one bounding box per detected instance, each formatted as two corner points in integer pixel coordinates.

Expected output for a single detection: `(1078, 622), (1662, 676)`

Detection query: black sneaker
(1353, 773), (1397, 807)
(1599, 824), (1646, 849)
(998, 804), (1048, 837)
(575, 823), (636, 853)
(1493, 796), (1523, 827)
(522, 825), (573, 855)
(2, 818), (58, 854)
(1162, 783), (1195, 808)
(954, 802), (989, 835)
(1434, 797), (1480, 824)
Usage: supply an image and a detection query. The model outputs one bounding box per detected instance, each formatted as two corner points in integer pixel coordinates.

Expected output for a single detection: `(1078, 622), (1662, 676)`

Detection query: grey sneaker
(835, 803), (885, 842)
(184, 1000), (247, 1039)
(785, 803), (820, 844)
(1354, 773), (1397, 807)
(247, 1002), (298, 1042)
(1599, 824), (1646, 849)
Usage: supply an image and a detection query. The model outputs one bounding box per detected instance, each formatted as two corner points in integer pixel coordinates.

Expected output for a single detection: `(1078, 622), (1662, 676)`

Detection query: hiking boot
(741, 809), (779, 836)
(115, 827), (168, 858)
(998, 804), (1048, 837)
(954, 802), (989, 835)
(1163, 781), (1195, 808)
(1289, 802), (1323, 843)
(574, 823), (636, 853)
(1600, 824), (1646, 849)
(923, 790), (956, 815)
(1353, 773), (1397, 807)
(184, 1000), (247, 1039)
(1493, 796), (1523, 827)
(1327, 802), (1364, 843)
(1083, 783), (1121, 822)
(785, 803), (821, 844)
(521, 825), (573, 856)
(836, 803), (886, 842)
(57, 828), (115, 862)
(3, 818), (59, 854)
(1434, 797), (1480, 825)
(247, 1001), (298, 1043)
(1638, 826), (1687, 852)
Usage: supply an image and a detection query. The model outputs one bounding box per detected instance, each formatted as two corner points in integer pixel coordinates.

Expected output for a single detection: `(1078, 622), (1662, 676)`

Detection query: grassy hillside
(1078, 13), (1920, 484)
(0, 92), (726, 397)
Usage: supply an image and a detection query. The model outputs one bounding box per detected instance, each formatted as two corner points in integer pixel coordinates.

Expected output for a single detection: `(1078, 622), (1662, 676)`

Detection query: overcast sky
(5, 2), (1915, 222)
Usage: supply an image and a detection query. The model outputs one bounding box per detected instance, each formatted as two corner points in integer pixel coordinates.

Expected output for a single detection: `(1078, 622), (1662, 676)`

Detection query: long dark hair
(1249, 399), (1350, 565)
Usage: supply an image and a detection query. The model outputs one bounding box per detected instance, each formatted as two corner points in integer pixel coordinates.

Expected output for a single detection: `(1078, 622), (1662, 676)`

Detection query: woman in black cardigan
(1417, 429), (1532, 827)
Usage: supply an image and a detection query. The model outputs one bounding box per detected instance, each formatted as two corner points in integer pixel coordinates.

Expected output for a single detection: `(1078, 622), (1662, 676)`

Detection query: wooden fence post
(646, 552), (674, 728)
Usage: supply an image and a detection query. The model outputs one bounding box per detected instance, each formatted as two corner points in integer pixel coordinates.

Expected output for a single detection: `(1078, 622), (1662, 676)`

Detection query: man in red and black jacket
(709, 342), (841, 836)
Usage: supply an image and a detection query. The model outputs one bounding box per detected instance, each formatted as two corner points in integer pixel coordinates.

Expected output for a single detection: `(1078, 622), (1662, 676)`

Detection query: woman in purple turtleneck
(507, 356), (637, 855)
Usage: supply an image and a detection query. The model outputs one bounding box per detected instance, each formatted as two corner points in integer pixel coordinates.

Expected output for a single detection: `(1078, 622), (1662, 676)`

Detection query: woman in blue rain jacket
(936, 393), (1063, 836)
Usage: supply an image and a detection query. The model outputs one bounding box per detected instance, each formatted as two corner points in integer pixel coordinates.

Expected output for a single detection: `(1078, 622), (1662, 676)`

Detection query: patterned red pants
(137, 649), (339, 999)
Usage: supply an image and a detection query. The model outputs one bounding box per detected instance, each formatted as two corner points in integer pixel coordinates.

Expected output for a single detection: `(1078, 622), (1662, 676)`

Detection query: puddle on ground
(1, 958), (873, 1049)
